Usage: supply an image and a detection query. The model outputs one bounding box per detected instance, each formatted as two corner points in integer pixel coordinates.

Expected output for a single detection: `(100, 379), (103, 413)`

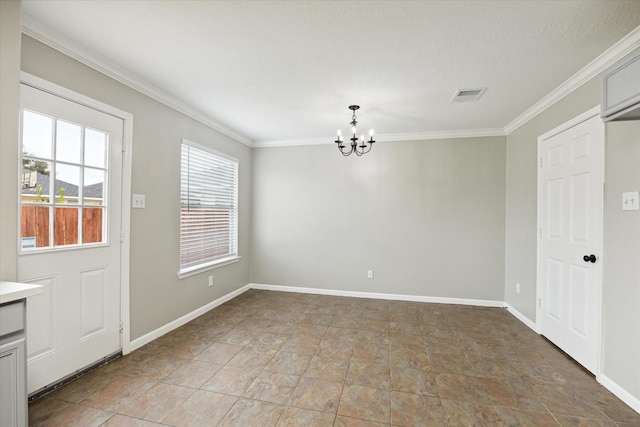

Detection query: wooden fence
(21, 205), (103, 248)
(179, 208), (231, 266)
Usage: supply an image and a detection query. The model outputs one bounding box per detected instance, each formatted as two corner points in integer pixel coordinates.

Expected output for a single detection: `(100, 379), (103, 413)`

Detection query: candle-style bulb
(369, 129), (374, 136)
(337, 129), (342, 136)
(351, 126), (357, 134)
(361, 134), (365, 142)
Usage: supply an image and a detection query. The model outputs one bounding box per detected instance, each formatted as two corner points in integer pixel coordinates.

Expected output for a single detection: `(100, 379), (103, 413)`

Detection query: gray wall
(20, 36), (253, 340)
(0, 0), (21, 281)
(504, 77), (640, 403)
(251, 137), (506, 301)
(602, 120), (640, 400)
(504, 78), (600, 320)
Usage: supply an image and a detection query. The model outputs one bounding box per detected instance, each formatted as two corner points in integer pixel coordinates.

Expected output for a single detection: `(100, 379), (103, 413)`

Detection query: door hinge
(539, 157), (543, 168)
(538, 298), (542, 309)
(120, 230), (124, 243)
(119, 322), (124, 334)
(539, 228), (543, 239)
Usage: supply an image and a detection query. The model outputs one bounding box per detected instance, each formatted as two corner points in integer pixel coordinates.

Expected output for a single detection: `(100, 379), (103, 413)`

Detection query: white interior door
(537, 108), (604, 374)
(18, 83), (123, 393)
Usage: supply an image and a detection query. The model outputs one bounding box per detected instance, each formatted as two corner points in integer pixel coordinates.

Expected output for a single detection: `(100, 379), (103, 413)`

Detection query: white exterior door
(537, 108), (604, 374)
(18, 83), (123, 393)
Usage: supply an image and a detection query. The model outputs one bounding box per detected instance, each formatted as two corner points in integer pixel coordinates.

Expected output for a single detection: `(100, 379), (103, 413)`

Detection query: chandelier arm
(364, 137), (376, 154)
(338, 143), (354, 156)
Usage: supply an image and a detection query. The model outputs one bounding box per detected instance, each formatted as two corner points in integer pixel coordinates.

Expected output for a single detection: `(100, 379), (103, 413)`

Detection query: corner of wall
(0, 0), (22, 280)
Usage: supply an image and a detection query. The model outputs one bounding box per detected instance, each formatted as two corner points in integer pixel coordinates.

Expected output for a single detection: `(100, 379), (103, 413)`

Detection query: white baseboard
(505, 303), (538, 332)
(249, 283), (506, 308)
(127, 282), (504, 355)
(125, 281), (640, 416)
(598, 374), (640, 414)
(504, 304), (640, 415)
(127, 284), (251, 353)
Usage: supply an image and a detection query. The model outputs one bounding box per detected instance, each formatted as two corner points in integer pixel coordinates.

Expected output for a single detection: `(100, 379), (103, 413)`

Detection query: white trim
(181, 138), (239, 163)
(505, 304), (537, 332)
(127, 281), (640, 416)
(505, 25), (640, 134)
(120, 106), (134, 355)
(255, 128), (506, 148)
(19, 72), (135, 357)
(21, 20), (253, 148)
(129, 282), (504, 352)
(177, 256), (241, 280)
(20, 19), (640, 146)
(538, 106), (601, 141)
(249, 283), (506, 307)
(598, 374), (640, 414)
(129, 284), (251, 352)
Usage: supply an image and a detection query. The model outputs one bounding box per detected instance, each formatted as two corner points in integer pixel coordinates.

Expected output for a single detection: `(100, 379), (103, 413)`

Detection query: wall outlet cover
(133, 194), (146, 209)
(622, 191), (639, 211)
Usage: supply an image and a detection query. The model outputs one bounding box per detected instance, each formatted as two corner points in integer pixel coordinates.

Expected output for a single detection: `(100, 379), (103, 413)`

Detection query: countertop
(0, 281), (43, 304)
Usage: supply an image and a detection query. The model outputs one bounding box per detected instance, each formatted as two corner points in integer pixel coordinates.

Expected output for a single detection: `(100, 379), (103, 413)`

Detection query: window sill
(178, 255), (241, 280)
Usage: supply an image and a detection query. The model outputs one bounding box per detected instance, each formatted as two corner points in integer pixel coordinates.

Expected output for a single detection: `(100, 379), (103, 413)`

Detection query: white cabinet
(0, 300), (27, 427)
(602, 47), (640, 122)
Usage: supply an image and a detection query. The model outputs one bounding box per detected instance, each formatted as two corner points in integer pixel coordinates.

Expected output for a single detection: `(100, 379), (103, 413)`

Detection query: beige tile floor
(29, 289), (640, 426)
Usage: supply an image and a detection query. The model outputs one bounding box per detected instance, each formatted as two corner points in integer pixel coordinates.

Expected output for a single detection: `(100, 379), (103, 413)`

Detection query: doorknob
(583, 254), (597, 263)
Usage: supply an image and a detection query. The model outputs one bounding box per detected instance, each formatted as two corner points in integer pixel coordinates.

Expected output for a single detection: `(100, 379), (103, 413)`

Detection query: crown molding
(504, 25), (640, 135)
(21, 18), (254, 147)
(255, 128), (506, 148)
(21, 15), (640, 146)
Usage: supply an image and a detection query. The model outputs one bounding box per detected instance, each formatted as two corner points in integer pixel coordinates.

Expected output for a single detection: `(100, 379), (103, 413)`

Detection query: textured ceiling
(20, 1), (640, 146)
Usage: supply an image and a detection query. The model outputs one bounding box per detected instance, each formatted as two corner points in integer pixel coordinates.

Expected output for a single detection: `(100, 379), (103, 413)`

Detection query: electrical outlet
(367, 270), (374, 279)
(516, 282), (521, 294)
(208, 275), (214, 287)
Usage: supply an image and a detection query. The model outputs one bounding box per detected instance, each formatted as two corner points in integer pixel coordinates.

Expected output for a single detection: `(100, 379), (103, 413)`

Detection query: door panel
(568, 265), (589, 337)
(80, 266), (108, 339)
(18, 83), (123, 393)
(23, 276), (57, 360)
(547, 178), (563, 238)
(538, 112), (604, 374)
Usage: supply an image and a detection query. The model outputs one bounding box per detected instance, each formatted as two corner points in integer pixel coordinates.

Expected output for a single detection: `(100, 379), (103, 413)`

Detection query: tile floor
(29, 289), (640, 426)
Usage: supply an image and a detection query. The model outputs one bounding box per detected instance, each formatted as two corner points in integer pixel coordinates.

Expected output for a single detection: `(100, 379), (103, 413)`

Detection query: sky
(22, 109), (108, 187)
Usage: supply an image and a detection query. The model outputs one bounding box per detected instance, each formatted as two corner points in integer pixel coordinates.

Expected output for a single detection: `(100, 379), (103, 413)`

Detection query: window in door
(20, 109), (109, 251)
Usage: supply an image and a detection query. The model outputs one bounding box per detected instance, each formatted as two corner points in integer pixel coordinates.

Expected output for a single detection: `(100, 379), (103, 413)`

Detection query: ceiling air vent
(450, 87), (487, 103)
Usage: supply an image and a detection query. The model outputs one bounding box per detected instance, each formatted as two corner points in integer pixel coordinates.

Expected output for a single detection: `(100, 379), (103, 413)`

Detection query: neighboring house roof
(22, 170), (103, 199)
(83, 182), (104, 199)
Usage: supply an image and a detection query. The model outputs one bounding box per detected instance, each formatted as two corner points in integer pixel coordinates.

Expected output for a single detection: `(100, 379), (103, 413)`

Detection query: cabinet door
(0, 338), (27, 427)
(602, 47), (640, 121)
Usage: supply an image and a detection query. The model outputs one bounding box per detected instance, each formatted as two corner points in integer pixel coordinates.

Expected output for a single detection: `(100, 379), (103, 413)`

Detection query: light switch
(133, 194), (146, 209)
(622, 191), (639, 211)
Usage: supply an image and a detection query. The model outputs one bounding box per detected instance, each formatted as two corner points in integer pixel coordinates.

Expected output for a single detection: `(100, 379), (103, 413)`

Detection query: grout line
(30, 291), (640, 426)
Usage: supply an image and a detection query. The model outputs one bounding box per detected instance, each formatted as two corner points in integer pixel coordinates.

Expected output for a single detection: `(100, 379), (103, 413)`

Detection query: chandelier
(334, 105), (375, 156)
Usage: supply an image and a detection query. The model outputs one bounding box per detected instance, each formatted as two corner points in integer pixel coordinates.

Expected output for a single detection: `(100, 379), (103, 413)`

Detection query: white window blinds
(180, 141), (238, 272)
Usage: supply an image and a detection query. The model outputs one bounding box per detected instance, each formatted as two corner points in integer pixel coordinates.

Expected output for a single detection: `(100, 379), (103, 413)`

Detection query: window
(20, 109), (109, 251)
(179, 140), (239, 276)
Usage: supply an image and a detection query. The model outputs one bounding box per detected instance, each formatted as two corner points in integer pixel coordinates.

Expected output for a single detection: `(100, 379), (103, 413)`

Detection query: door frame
(536, 105), (604, 376)
(19, 72), (134, 355)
